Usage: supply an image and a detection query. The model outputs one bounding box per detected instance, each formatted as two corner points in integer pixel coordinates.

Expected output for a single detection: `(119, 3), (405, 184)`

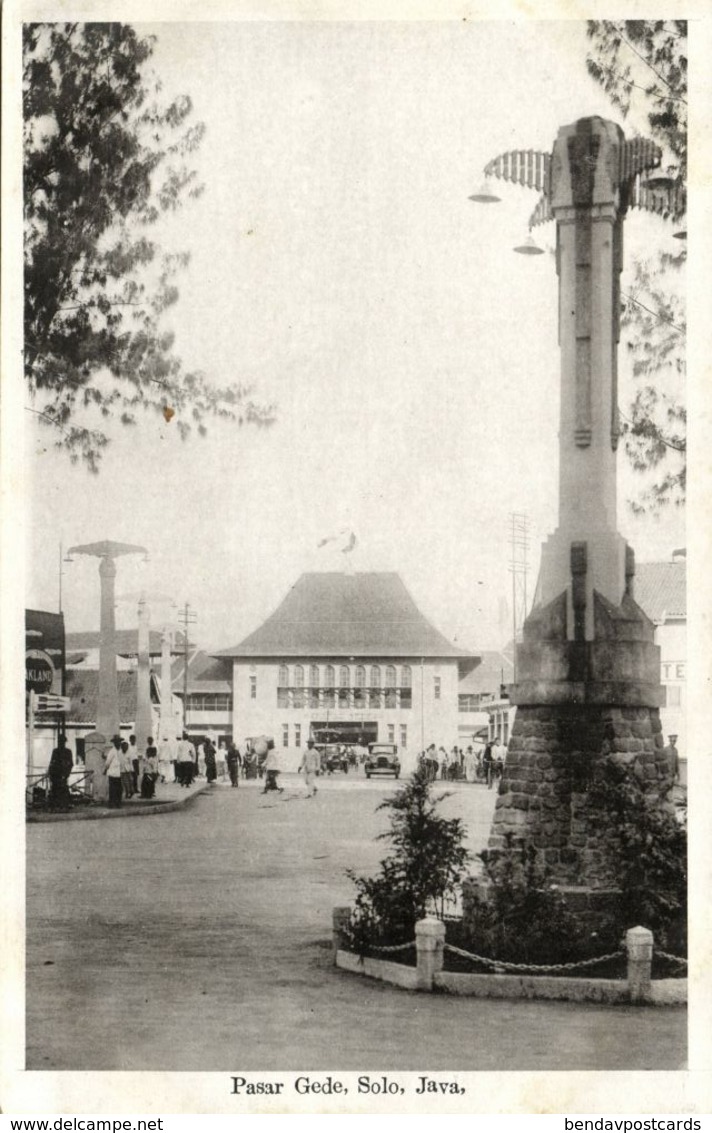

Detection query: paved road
(26, 777), (686, 1071)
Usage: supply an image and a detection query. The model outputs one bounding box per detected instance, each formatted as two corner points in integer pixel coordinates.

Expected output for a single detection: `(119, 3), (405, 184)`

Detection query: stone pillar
(486, 118), (666, 894)
(83, 730), (109, 802)
(537, 117), (629, 634)
(96, 555), (119, 741)
(415, 917), (445, 991)
(156, 627), (178, 758)
(332, 906), (353, 961)
(135, 594), (152, 752)
(626, 925), (653, 1003)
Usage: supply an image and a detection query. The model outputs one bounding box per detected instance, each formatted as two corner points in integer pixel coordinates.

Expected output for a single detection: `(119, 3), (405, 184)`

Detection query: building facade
(216, 572), (476, 771)
(634, 551), (687, 764)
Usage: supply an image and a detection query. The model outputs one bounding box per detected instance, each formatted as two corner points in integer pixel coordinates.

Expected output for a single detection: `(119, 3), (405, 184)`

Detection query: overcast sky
(25, 19), (686, 652)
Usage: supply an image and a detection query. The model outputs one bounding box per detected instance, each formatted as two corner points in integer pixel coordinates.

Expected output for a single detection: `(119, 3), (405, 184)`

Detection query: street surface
(26, 775), (686, 1071)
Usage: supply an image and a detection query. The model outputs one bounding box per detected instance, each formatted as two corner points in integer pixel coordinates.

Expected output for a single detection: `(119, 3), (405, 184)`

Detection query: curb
(27, 784), (211, 823)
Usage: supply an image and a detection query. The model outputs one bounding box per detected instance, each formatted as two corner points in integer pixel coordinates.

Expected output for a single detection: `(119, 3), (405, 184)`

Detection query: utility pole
(508, 512), (529, 681)
(177, 602), (197, 733)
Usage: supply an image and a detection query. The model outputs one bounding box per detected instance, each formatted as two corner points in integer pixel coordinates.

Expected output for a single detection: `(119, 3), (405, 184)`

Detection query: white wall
(656, 620), (686, 758)
(231, 658), (461, 773)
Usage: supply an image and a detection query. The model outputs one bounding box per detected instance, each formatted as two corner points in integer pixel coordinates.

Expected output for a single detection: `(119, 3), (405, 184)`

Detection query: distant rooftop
(215, 572), (475, 660)
(635, 558), (686, 622)
(66, 629), (186, 656)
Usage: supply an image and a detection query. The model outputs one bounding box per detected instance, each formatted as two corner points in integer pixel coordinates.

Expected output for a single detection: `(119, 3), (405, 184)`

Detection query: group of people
(160, 734), (244, 789)
(103, 734), (160, 807)
(418, 738), (508, 787)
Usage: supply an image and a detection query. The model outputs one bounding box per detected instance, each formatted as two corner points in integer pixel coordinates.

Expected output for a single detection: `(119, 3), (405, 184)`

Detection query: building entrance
(310, 721), (377, 746)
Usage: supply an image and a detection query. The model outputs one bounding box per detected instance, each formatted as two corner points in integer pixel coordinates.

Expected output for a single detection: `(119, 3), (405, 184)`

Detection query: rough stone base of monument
(487, 703), (668, 888)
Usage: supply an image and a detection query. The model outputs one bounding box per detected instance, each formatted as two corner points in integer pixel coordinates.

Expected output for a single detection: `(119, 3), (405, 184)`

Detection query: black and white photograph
(2, 1), (711, 1119)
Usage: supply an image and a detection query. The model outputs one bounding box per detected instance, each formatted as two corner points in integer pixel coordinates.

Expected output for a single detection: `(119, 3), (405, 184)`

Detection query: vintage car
(319, 744), (350, 774)
(364, 743), (401, 778)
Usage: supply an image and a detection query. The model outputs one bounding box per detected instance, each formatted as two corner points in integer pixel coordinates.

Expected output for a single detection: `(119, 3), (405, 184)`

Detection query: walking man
(262, 741), (283, 794)
(226, 741), (241, 787)
(298, 739), (320, 798)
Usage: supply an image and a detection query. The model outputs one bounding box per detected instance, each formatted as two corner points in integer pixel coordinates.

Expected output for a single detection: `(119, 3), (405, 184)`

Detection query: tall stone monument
(482, 118), (678, 892)
(67, 540), (147, 799)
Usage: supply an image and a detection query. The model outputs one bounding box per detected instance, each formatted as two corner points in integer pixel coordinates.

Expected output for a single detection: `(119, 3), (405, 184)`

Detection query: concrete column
(156, 627), (178, 755)
(415, 916), (445, 991)
(135, 594), (152, 752)
(332, 906), (353, 961)
(96, 555), (119, 740)
(626, 925), (653, 1003)
(536, 117), (629, 635)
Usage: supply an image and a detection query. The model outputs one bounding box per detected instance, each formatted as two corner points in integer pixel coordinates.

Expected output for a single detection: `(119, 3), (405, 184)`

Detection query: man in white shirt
(491, 737), (507, 783)
(298, 740), (320, 798)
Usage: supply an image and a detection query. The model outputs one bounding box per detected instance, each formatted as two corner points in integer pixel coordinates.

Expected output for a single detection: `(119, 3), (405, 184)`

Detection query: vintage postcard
(2, 0), (711, 1119)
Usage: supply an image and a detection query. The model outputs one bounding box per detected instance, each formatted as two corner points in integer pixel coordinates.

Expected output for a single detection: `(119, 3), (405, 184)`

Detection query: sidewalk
(27, 777), (209, 822)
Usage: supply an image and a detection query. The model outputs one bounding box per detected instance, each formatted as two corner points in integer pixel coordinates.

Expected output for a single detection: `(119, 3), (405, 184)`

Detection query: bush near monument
(345, 769), (470, 955)
(344, 763), (685, 977)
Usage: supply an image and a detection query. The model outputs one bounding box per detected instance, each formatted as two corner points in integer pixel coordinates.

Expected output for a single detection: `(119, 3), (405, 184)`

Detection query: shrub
(465, 838), (593, 966)
(587, 757), (687, 954)
(346, 769), (470, 950)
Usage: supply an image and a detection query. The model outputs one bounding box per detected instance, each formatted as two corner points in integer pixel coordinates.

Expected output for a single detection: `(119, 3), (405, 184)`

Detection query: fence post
(626, 925), (653, 1003)
(332, 906), (352, 962)
(415, 917), (445, 991)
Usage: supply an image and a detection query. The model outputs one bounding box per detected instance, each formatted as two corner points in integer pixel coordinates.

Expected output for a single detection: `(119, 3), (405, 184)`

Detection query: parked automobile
(319, 744), (349, 774)
(364, 743), (401, 779)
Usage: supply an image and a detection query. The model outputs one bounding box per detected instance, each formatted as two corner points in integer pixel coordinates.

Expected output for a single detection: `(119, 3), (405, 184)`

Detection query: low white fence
(332, 908), (687, 1005)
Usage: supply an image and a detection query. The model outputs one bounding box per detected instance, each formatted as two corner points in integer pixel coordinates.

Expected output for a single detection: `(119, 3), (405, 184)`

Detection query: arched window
(354, 664), (366, 708)
(370, 665), (382, 709)
(385, 665), (397, 708)
(400, 664), (412, 710)
(293, 664), (305, 708)
(309, 664), (320, 708)
(277, 664), (289, 708)
(324, 664), (335, 709)
(338, 665), (350, 707)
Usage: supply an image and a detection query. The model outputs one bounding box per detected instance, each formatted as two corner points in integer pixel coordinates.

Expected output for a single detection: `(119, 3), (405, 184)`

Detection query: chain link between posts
(443, 942), (625, 974)
(655, 949), (687, 967)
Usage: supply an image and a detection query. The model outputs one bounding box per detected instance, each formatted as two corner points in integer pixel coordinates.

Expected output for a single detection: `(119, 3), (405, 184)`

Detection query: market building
(214, 572), (477, 770)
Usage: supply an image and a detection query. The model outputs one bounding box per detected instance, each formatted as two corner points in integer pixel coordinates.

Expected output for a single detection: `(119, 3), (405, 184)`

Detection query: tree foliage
(586, 757), (687, 954)
(24, 23), (274, 470)
(463, 840), (591, 967)
(346, 769), (471, 950)
(586, 21), (686, 511)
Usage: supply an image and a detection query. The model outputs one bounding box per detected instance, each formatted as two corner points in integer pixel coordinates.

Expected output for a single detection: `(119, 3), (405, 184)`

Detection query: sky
(24, 19), (686, 654)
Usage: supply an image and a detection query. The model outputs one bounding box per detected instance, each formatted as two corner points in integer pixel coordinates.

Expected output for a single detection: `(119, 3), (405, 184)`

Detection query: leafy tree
(24, 23), (274, 470)
(586, 757), (687, 954)
(346, 769), (471, 950)
(586, 21), (686, 511)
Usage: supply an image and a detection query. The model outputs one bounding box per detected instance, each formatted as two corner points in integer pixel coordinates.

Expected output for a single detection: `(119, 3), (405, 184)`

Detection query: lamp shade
(513, 233), (544, 256)
(468, 179), (501, 204)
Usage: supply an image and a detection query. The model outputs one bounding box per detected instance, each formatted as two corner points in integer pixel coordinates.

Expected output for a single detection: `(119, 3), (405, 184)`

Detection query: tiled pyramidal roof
(215, 573), (473, 659)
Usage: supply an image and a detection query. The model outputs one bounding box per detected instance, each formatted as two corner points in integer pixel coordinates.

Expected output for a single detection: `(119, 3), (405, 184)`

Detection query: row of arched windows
(278, 664), (412, 688)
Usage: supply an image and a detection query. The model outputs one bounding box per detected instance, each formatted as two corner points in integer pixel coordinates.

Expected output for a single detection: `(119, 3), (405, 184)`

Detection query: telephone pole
(508, 513), (530, 681)
(177, 603), (197, 733)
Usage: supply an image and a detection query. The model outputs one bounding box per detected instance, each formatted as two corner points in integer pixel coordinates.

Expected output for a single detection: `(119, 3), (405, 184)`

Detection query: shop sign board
(26, 649), (55, 693)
